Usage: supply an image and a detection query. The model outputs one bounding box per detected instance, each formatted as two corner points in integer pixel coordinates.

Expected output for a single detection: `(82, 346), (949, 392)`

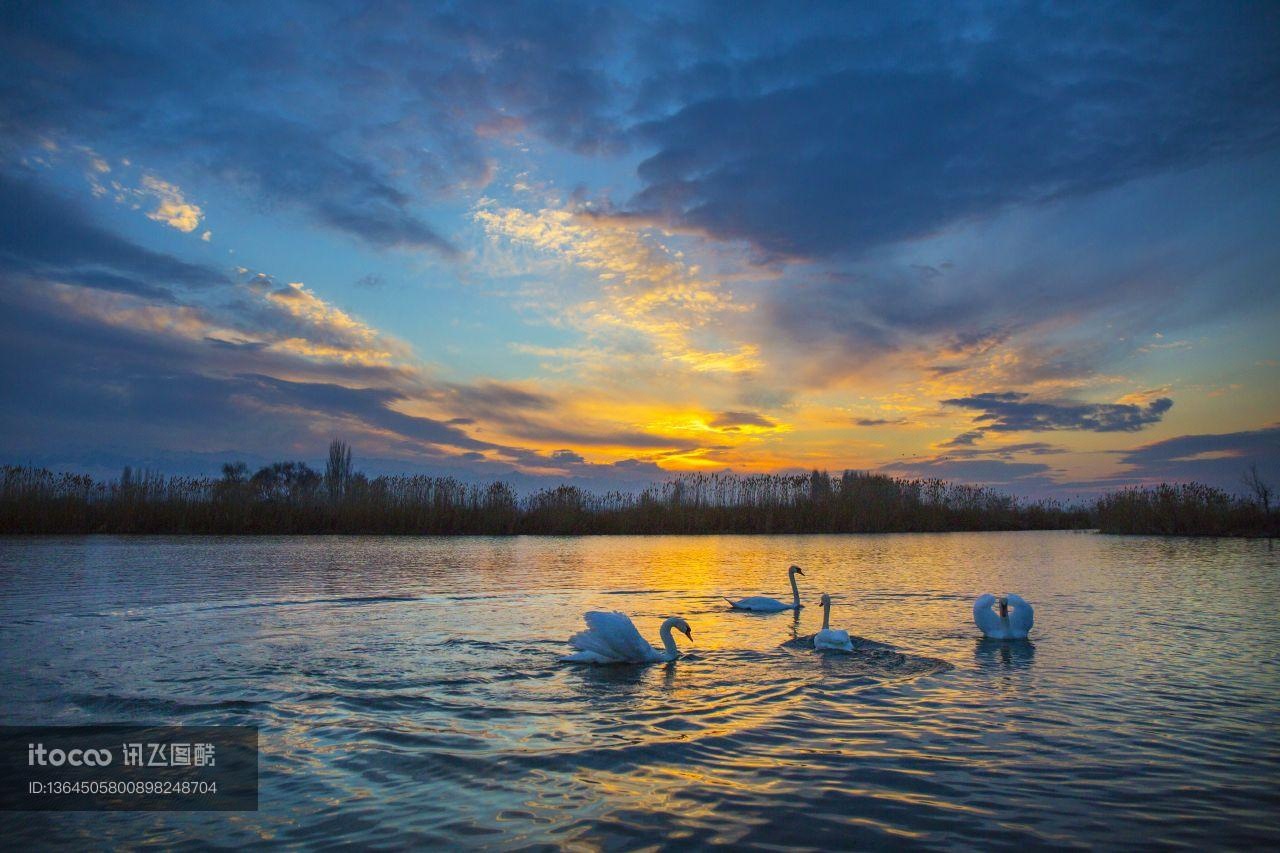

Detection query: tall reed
(1093, 482), (1275, 536)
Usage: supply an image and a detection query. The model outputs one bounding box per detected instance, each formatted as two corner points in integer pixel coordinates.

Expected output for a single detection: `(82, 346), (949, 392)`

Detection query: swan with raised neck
(814, 592), (853, 651)
(725, 564), (806, 612)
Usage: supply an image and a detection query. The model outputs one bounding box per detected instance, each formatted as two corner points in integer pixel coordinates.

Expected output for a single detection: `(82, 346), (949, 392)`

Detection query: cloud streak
(943, 392), (1173, 434)
(1110, 426), (1280, 491)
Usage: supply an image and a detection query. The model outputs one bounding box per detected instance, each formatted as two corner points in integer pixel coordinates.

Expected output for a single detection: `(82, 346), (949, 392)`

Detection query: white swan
(563, 611), (693, 664)
(813, 592), (853, 652)
(725, 564), (805, 612)
(974, 593), (1034, 639)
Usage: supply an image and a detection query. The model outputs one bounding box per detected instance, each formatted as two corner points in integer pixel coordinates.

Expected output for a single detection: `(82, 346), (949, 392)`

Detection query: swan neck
(821, 601), (831, 630)
(659, 618), (679, 658)
(789, 570), (800, 607)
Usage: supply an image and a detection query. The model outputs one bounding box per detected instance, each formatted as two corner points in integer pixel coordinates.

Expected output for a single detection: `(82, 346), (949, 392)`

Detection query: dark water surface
(1, 532), (1277, 849)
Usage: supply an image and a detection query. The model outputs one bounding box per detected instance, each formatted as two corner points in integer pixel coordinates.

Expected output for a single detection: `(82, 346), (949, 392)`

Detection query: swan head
(819, 592), (832, 606)
(789, 565), (804, 576)
(670, 617), (693, 640)
(997, 596), (1009, 618)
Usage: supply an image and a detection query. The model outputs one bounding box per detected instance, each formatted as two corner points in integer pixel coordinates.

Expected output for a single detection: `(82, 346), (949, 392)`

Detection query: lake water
(1, 532), (1277, 849)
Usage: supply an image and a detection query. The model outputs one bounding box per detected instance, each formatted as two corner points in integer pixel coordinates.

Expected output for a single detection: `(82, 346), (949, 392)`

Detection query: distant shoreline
(3, 463), (1275, 538)
(0, 528), (1102, 537)
(2, 530), (1275, 539)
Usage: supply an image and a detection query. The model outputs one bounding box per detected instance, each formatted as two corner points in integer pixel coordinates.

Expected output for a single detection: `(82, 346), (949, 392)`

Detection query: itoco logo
(28, 743), (113, 766)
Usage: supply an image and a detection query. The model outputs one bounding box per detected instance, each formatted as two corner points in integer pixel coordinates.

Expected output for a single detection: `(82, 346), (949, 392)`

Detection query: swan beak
(796, 568), (804, 575)
(682, 628), (693, 640)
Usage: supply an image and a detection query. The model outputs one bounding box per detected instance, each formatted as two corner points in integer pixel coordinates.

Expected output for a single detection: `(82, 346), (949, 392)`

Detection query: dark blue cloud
(880, 456), (1059, 494)
(944, 392), (1172, 434)
(440, 382), (553, 414)
(709, 411), (775, 429)
(940, 431), (984, 448)
(627, 3), (1280, 260)
(759, 146), (1280, 381)
(878, 431), (1274, 499)
(943, 442), (1066, 459)
(0, 170), (226, 296)
(1112, 426), (1280, 491)
(6, 2), (1277, 266)
(236, 374), (493, 451)
(187, 113), (459, 255)
(2, 4), (456, 254)
(0, 273), (483, 458)
(0, 0), (638, 255)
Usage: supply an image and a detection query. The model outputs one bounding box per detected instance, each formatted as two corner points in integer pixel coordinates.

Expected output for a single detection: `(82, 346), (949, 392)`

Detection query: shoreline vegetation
(2, 443), (1275, 537)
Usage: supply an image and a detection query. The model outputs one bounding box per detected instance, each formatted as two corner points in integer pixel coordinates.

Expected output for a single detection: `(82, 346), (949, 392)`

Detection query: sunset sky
(2, 1), (1278, 496)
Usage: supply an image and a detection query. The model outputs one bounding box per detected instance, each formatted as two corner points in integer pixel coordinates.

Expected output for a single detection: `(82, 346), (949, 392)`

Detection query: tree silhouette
(1241, 464), (1273, 515)
(325, 440), (353, 501)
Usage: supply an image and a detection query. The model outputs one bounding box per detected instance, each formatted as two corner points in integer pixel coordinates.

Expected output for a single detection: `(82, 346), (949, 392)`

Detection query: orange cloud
(141, 175), (203, 232)
(474, 203), (760, 374)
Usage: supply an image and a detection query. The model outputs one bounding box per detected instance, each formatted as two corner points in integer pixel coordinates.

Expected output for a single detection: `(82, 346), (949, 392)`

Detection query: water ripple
(1, 532), (1277, 849)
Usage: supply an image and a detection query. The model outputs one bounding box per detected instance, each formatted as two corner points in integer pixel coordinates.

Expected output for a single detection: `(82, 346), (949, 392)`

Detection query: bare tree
(1242, 464), (1272, 515)
(325, 440), (353, 501)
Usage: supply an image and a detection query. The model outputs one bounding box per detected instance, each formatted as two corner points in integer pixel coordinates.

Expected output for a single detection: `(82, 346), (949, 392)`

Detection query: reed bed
(0, 464), (1097, 535)
(3, 459), (1271, 536)
(1094, 482), (1276, 536)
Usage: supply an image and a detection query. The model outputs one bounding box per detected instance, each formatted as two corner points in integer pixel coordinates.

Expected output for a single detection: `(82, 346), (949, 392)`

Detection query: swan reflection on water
(569, 658), (680, 690)
(974, 637), (1037, 669)
(787, 607), (801, 640)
